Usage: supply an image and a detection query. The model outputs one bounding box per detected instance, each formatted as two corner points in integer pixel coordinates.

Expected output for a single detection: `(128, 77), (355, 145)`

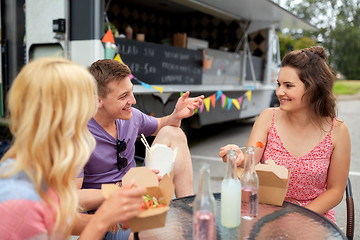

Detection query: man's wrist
(169, 112), (182, 127)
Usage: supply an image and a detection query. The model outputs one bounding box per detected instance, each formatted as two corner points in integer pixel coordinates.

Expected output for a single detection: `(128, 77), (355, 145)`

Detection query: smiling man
(76, 59), (204, 216)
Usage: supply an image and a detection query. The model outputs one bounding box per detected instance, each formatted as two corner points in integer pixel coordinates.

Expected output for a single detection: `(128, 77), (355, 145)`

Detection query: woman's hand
(99, 183), (147, 226)
(219, 144), (245, 167)
(80, 182), (147, 239)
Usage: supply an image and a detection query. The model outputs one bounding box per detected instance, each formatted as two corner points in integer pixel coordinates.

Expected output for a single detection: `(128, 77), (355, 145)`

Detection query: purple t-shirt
(79, 107), (158, 189)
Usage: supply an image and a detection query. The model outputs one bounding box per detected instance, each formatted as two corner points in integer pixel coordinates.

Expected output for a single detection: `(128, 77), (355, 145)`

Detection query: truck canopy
(131, 0), (317, 33)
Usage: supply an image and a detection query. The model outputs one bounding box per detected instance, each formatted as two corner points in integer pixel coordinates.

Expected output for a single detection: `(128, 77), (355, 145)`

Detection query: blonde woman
(0, 58), (146, 239)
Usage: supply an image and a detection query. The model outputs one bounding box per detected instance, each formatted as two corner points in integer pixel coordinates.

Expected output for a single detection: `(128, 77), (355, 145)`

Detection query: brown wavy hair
(89, 59), (131, 97)
(281, 46), (336, 121)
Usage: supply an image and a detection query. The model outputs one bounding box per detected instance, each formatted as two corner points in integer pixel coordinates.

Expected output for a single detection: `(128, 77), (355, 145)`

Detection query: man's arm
(154, 91), (203, 135)
(72, 213), (93, 236)
(76, 177), (105, 211)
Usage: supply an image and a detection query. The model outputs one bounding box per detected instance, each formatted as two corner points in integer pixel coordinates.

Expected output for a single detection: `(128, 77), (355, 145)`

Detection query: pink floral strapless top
(262, 109), (335, 223)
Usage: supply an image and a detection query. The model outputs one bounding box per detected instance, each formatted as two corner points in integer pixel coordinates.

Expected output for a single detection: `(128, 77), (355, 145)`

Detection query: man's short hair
(89, 59), (131, 97)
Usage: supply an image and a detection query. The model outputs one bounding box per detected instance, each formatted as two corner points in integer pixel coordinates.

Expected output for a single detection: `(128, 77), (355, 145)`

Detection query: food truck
(0, 0), (316, 130)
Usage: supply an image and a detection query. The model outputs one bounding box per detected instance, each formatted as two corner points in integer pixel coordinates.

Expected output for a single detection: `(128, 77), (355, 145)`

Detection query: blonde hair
(1, 58), (97, 238)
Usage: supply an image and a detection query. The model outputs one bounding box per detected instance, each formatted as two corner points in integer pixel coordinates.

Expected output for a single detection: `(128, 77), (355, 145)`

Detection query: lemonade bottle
(221, 149), (241, 228)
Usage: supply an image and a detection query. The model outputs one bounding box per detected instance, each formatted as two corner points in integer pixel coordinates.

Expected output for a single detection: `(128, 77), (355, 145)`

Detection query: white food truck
(0, 0), (316, 131)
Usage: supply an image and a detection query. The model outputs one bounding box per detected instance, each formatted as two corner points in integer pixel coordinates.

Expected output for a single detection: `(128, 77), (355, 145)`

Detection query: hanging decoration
(114, 53), (253, 113)
(196, 89), (253, 113)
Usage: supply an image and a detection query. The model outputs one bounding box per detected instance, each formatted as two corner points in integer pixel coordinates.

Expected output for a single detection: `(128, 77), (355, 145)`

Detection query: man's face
(98, 76), (136, 120)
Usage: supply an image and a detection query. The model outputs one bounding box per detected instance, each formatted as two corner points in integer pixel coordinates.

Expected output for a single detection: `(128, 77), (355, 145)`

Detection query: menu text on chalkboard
(114, 38), (203, 85)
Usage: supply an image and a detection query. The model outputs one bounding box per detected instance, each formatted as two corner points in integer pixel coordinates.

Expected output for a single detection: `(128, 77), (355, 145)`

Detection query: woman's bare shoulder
(254, 108), (277, 128)
(333, 118), (349, 131)
(332, 118), (350, 143)
(259, 107), (277, 119)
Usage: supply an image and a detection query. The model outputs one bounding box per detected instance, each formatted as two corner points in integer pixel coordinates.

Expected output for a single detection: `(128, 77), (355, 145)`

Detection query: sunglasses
(116, 139), (127, 171)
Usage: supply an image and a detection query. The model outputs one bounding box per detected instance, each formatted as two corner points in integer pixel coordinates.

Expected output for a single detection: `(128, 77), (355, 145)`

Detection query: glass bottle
(240, 146), (259, 219)
(193, 163), (216, 240)
(221, 149), (241, 228)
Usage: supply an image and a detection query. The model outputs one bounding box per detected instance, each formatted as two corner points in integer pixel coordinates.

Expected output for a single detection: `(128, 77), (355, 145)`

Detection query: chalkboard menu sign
(114, 38), (203, 85)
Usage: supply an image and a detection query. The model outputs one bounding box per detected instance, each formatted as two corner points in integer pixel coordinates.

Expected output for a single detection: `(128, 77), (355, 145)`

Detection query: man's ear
(97, 96), (103, 109)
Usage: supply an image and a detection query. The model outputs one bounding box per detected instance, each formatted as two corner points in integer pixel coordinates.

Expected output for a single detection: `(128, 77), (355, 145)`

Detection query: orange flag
(210, 94), (216, 108)
(102, 29), (115, 43)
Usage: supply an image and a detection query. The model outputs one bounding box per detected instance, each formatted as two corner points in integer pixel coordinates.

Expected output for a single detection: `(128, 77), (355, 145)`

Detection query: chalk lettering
(161, 75), (183, 83)
(118, 45), (138, 55)
(143, 63), (157, 74)
(144, 48), (155, 57)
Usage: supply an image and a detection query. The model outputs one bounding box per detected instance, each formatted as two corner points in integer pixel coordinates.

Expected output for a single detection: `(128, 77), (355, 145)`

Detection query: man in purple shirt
(76, 59), (204, 213)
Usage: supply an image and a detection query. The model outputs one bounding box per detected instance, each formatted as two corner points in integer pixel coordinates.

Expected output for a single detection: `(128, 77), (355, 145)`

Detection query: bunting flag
(246, 90), (252, 101)
(232, 98), (240, 110)
(210, 94), (216, 108)
(102, 29), (115, 43)
(199, 101), (205, 113)
(152, 86), (163, 93)
(114, 53), (125, 64)
(221, 94), (227, 108)
(227, 97), (233, 110)
(129, 75), (163, 93)
(139, 81), (152, 90)
(238, 96), (243, 107)
(204, 97), (211, 112)
(216, 90), (223, 101)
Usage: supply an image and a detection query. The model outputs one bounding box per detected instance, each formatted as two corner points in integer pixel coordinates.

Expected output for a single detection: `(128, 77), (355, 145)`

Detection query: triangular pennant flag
(180, 92), (184, 97)
(210, 94), (216, 108)
(128, 74), (134, 80)
(194, 109), (198, 114)
(232, 98), (240, 110)
(221, 94), (226, 108)
(139, 81), (152, 90)
(102, 29), (115, 43)
(238, 96), (243, 107)
(227, 97), (232, 110)
(152, 86), (163, 93)
(199, 101), (205, 113)
(204, 97), (211, 112)
(216, 90), (223, 101)
(246, 90), (252, 101)
(114, 53), (125, 64)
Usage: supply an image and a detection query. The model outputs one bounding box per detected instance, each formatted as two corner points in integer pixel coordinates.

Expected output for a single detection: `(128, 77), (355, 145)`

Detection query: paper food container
(237, 160), (290, 206)
(145, 143), (177, 177)
(101, 167), (175, 232)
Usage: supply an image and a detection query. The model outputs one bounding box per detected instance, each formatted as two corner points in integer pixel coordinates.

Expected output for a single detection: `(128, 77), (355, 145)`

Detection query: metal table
(135, 193), (346, 240)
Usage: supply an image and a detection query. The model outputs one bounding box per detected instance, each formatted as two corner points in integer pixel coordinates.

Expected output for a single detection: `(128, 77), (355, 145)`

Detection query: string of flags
(114, 52), (253, 113)
(181, 89), (252, 114)
(102, 29), (253, 113)
(128, 74), (164, 93)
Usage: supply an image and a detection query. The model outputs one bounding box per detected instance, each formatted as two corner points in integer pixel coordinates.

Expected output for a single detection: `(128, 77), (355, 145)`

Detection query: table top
(136, 193), (346, 240)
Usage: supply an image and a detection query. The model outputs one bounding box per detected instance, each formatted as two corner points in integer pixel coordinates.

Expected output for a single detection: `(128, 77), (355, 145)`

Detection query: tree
(282, 0), (360, 79)
(330, 1), (360, 79)
(278, 33), (317, 59)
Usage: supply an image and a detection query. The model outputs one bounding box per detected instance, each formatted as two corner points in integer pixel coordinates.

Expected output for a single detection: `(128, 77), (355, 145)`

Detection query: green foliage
(278, 33), (317, 59)
(105, 22), (119, 36)
(334, 80), (360, 95)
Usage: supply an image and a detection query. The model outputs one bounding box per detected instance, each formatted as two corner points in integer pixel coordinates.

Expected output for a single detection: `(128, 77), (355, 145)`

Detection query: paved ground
(189, 94), (360, 239)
